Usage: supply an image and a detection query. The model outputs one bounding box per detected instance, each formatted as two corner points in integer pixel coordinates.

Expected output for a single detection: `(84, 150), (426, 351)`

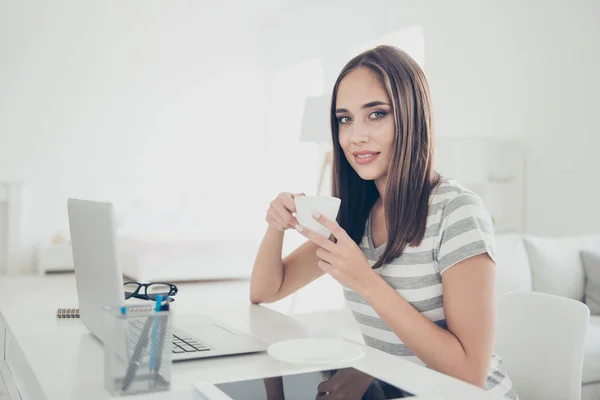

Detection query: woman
(250, 45), (517, 399)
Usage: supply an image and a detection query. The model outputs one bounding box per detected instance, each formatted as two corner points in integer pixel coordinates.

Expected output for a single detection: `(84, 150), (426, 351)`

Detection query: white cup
(294, 196), (341, 238)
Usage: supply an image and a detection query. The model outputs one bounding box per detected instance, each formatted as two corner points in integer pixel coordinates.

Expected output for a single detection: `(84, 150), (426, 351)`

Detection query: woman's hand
(316, 368), (375, 400)
(265, 192), (304, 232)
(296, 212), (377, 295)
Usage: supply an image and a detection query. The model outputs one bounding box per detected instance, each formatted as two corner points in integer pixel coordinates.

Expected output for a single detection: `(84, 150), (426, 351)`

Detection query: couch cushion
(582, 251), (600, 315)
(522, 235), (600, 301)
(583, 316), (600, 384)
(494, 233), (533, 300)
(582, 382), (600, 400)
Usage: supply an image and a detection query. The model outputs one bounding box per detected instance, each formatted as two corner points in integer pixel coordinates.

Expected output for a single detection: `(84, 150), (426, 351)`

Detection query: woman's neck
(375, 176), (387, 201)
(374, 172), (439, 211)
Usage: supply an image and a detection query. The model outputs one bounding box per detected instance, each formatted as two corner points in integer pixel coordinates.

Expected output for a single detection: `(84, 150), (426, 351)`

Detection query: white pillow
(523, 234), (600, 301)
(494, 233), (533, 300)
(581, 251), (600, 315)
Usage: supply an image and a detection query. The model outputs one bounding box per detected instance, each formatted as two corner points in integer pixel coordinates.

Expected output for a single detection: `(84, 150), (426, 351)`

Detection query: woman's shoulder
(433, 175), (477, 198)
(430, 175), (497, 271)
(433, 175), (483, 200)
(430, 175), (489, 220)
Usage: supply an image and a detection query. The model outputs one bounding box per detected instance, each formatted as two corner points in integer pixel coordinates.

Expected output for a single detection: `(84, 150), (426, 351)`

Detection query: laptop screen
(214, 367), (413, 399)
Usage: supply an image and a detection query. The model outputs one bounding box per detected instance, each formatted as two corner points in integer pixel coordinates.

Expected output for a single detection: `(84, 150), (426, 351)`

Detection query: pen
(149, 295), (163, 374)
(121, 311), (153, 391)
(152, 296), (169, 386)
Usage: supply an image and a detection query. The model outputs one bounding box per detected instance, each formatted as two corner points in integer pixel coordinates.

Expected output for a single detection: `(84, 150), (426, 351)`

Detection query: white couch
(289, 233), (600, 399)
(495, 233), (600, 400)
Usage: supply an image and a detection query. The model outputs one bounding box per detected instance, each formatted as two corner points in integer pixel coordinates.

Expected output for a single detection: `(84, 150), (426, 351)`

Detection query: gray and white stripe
(344, 177), (518, 400)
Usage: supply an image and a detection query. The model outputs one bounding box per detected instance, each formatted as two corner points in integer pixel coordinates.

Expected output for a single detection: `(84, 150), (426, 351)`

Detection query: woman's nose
(350, 126), (370, 145)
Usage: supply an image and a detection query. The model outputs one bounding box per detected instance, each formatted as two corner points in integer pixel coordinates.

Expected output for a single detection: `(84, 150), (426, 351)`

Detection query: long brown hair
(330, 45), (439, 269)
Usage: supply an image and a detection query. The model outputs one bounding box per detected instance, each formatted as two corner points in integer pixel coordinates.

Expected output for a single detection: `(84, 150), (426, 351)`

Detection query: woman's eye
(369, 111), (386, 119)
(338, 116), (352, 124)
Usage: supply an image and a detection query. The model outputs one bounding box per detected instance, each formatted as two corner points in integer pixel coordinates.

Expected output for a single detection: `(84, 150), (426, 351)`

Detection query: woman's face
(335, 67), (395, 183)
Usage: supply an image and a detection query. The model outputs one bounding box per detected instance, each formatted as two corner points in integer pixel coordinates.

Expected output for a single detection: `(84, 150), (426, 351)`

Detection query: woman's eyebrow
(335, 100), (390, 114)
(362, 100), (389, 109)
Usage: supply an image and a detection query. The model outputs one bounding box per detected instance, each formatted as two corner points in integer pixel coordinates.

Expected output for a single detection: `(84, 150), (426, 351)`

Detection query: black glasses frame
(124, 281), (178, 301)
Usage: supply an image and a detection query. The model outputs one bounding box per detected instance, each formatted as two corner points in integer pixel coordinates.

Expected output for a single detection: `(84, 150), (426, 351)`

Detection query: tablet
(195, 367), (414, 399)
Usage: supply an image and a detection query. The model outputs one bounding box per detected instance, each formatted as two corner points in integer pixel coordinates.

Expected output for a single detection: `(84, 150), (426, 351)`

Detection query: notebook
(56, 305), (154, 318)
(56, 308), (80, 318)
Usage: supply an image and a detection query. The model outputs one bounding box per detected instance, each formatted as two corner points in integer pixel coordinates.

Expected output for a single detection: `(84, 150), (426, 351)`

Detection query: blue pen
(152, 296), (169, 385)
(149, 295), (163, 373)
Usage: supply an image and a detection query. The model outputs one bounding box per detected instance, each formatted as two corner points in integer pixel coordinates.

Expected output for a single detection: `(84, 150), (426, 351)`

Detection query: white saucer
(267, 338), (366, 365)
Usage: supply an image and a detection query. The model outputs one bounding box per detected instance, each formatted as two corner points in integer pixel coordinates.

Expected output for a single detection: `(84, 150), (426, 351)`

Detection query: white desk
(0, 275), (495, 400)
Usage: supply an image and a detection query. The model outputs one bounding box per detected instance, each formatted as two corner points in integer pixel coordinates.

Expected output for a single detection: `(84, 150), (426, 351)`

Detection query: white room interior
(1, 0), (600, 398)
(1, 0), (599, 275)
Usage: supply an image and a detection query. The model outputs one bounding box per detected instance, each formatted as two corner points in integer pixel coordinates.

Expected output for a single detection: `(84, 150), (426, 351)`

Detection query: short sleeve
(435, 193), (497, 274)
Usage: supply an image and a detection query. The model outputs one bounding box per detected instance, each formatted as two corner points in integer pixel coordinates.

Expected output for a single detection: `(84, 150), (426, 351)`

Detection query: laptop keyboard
(171, 330), (211, 353)
(129, 319), (211, 354)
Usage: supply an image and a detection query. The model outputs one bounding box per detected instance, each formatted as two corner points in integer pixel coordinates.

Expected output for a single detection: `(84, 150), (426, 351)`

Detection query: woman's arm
(362, 253), (495, 387)
(250, 226), (324, 304)
(294, 211), (495, 387)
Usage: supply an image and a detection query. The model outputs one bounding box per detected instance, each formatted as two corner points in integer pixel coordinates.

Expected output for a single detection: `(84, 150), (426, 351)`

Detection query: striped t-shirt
(344, 176), (518, 400)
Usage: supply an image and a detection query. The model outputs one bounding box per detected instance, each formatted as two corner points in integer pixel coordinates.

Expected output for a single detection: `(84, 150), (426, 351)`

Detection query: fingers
(311, 212), (345, 240)
(270, 201), (298, 229)
(265, 214), (286, 231)
(317, 378), (337, 394)
(281, 194), (297, 214)
(317, 260), (333, 273)
(282, 192), (304, 213)
(265, 192), (305, 231)
(317, 381), (329, 395)
(296, 225), (337, 253)
(316, 248), (336, 265)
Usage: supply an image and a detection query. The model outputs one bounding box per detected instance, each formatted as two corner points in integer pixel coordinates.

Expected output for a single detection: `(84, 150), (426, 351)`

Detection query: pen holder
(103, 305), (172, 396)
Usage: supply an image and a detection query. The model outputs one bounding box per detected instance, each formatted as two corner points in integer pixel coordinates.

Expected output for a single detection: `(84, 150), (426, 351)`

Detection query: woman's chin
(354, 168), (384, 182)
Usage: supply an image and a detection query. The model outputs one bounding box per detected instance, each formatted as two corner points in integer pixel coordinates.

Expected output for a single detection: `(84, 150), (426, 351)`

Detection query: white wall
(261, 0), (600, 237)
(256, 0), (600, 313)
(1, 0), (599, 272)
(259, 11), (427, 258)
(420, 0), (600, 236)
(0, 1), (286, 272)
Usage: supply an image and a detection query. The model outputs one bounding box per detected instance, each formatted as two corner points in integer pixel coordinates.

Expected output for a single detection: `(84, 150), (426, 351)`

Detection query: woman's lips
(354, 152), (380, 165)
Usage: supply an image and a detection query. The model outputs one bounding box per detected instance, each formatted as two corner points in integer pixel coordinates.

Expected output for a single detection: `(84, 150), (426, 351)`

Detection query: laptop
(67, 198), (268, 361)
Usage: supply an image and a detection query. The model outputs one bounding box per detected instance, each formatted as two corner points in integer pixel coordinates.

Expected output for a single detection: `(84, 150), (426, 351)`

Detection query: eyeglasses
(124, 281), (178, 301)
